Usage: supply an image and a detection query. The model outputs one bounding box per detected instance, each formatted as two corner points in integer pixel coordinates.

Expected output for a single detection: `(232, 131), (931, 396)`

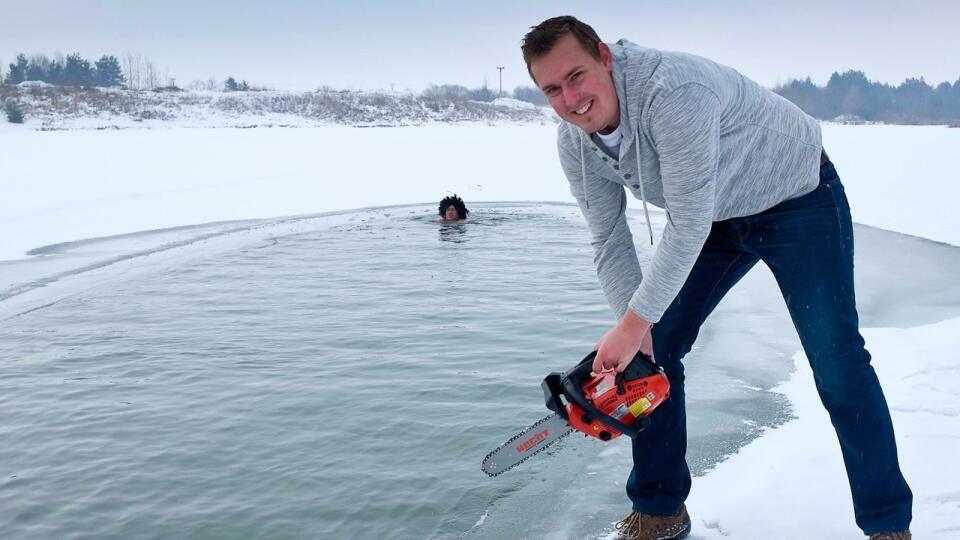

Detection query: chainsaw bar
(481, 413), (572, 476)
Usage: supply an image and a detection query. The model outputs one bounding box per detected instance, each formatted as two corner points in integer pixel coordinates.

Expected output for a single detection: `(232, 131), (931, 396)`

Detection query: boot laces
(615, 511), (641, 537)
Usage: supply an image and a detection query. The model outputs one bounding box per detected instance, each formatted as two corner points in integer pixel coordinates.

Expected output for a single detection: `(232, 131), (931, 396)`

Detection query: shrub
(5, 101), (24, 123)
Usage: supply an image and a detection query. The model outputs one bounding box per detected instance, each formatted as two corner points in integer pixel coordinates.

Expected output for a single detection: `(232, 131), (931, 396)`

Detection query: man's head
(521, 16), (619, 134)
(438, 194), (469, 221)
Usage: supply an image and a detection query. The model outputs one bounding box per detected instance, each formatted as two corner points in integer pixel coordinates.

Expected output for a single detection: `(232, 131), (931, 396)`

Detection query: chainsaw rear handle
(541, 350), (660, 438)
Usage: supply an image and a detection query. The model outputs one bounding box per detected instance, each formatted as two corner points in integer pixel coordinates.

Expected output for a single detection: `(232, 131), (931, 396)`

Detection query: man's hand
(593, 309), (654, 373)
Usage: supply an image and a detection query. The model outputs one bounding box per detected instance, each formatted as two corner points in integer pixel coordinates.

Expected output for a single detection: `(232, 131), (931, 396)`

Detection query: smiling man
(521, 15), (912, 540)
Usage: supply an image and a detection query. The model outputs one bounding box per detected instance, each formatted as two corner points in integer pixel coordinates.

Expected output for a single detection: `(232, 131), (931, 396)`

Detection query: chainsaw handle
(616, 351), (662, 391)
(541, 372), (567, 420)
(569, 350), (659, 383)
(541, 353), (598, 423)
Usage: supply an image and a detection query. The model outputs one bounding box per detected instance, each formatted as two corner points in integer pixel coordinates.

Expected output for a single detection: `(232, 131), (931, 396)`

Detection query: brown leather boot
(868, 531), (911, 540)
(615, 504), (691, 540)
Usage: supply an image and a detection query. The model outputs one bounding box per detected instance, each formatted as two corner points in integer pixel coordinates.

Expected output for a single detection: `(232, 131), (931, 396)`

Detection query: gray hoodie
(557, 40), (822, 323)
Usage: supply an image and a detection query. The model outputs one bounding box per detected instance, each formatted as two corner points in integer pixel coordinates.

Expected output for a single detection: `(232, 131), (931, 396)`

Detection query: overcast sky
(2, 0), (958, 92)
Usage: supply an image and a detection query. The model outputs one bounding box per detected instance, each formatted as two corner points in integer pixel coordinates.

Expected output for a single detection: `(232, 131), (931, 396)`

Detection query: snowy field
(1, 121), (959, 538)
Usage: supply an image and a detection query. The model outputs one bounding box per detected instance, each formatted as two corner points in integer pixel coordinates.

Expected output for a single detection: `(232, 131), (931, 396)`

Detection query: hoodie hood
(559, 40), (663, 244)
(607, 39), (662, 158)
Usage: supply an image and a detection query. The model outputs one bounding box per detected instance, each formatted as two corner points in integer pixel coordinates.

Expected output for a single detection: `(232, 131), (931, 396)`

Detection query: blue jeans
(627, 160), (913, 534)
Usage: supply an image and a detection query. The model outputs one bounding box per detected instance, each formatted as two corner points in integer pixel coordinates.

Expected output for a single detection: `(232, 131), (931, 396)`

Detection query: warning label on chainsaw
(611, 404), (629, 420)
(594, 378), (613, 397)
(629, 398), (652, 416)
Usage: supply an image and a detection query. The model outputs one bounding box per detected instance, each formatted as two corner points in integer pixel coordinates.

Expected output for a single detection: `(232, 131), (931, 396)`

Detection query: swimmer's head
(438, 195), (469, 221)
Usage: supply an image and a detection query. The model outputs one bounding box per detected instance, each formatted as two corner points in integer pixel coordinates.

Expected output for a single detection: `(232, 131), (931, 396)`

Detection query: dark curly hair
(438, 195), (470, 220)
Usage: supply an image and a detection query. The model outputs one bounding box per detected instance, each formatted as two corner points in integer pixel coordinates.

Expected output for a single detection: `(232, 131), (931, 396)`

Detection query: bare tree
(422, 84), (470, 100)
(513, 85), (548, 106)
(121, 53), (160, 90)
(144, 59), (158, 90)
(206, 77), (218, 91)
(123, 53), (141, 89)
(122, 53), (132, 88)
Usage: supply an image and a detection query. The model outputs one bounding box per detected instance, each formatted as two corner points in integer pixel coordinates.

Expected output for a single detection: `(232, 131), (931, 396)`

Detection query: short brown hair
(521, 16), (603, 83)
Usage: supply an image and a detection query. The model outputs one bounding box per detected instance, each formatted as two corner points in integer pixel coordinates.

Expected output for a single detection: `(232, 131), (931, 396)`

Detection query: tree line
(2, 52), (255, 92)
(4, 52), (958, 123)
(4, 53), (125, 87)
(420, 83), (547, 105)
(776, 70), (960, 124)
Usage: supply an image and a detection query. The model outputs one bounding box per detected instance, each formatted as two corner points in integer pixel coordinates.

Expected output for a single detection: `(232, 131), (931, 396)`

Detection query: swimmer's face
(444, 205), (461, 221)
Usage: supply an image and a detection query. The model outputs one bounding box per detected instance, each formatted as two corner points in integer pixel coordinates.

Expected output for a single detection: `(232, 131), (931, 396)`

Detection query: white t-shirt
(595, 124), (622, 158)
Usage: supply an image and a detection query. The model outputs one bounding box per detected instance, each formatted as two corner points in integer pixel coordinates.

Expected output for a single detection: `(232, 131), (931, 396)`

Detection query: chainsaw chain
(481, 414), (572, 477)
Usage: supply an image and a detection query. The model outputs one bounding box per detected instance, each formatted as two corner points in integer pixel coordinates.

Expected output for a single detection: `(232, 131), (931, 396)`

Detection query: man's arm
(558, 134), (643, 322)
(628, 82), (721, 324)
(595, 83), (721, 372)
(558, 134), (654, 372)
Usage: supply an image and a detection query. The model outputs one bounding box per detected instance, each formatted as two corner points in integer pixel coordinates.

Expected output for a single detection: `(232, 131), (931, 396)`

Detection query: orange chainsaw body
(566, 368), (670, 440)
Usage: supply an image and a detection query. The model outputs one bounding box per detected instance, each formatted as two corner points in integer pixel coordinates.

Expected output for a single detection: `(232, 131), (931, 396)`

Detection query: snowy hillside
(0, 84), (557, 130)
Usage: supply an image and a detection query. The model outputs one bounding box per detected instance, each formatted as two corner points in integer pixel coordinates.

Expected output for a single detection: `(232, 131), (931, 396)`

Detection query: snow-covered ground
(0, 84), (555, 130)
(1, 122), (958, 537)
(684, 320), (960, 539)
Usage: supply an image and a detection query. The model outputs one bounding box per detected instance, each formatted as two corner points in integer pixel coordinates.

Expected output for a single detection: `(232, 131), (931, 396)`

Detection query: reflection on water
(426, 211), (542, 244)
(438, 222), (469, 243)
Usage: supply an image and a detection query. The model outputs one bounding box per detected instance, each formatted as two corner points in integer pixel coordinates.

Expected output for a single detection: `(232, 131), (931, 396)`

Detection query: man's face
(530, 33), (619, 134)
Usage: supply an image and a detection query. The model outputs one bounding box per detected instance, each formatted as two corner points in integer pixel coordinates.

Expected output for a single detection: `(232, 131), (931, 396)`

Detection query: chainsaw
(481, 350), (670, 476)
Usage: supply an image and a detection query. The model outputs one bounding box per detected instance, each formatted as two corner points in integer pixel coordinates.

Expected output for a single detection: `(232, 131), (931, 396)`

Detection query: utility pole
(496, 66), (505, 97)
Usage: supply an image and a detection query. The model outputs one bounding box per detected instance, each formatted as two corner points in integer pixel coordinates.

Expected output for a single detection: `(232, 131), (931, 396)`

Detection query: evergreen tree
(63, 53), (94, 86)
(824, 70), (872, 119)
(896, 77), (936, 122)
(94, 55), (125, 87)
(5, 101), (24, 123)
(6, 54), (28, 84)
(25, 55), (50, 82)
(224, 76), (238, 91)
(950, 78), (960, 120)
(935, 81), (954, 119)
(775, 77), (823, 117)
(47, 59), (64, 85)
